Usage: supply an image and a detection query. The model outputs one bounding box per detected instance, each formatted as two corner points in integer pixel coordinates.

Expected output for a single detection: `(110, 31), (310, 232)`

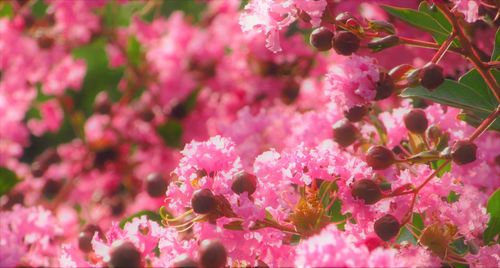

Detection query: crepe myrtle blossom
(1, 0), (499, 267)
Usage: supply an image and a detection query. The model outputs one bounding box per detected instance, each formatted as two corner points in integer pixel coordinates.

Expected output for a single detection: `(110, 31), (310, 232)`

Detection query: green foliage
(127, 36), (143, 68)
(430, 159), (451, 178)
(0, 167), (19, 196)
(382, 5), (458, 46)
(31, 0), (48, 18)
(159, 0), (207, 23)
(319, 181), (348, 229)
(72, 39), (123, 116)
(493, 27), (500, 61)
(401, 69), (500, 131)
(0, 2), (13, 18)
(396, 213), (425, 245)
(484, 189), (500, 244)
(103, 1), (146, 27)
(157, 120), (184, 148)
(119, 210), (162, 229)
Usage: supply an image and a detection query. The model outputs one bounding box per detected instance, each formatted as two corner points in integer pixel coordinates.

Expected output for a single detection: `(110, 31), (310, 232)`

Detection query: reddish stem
(436, 4), (500, 102)
(430, 33), (456, 64)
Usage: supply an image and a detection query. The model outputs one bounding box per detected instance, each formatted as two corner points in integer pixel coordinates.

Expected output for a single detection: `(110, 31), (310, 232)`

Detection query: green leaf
(484, 189), (500, 244)
(396, 213), (424, 244)
(382, 6), (449, 40)
(0, 167), (19, 196)
(157, 120), (183, 148)
(0, 2), (13, 18)
(401, 79), (498, 114)
(31, 0), (48, 18)
(159, 0), (207, 23)
(459, 69), (498, 108)
(72, 39), (123, 116)
(418, 2), (452, 33)
(103, 1), (146, 27)
(430, 159), (451, 178)
(492, 27), (500, 61)
(127, 36), (142, 68)
(119, 210), (162, 229)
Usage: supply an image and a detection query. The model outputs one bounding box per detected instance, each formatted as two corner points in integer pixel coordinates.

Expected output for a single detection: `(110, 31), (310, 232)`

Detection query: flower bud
(374, 214), (400, 241)
(425, 124), (442, 143)
(333, 119), (359, 147)
(367, 35), (399, 52)
(199, 240), (227, 268)
(451, 140), (477, 165)
(335, 12), (356, 24)
(146, 173), (169, 198)
(351, 179), (382, 204)
(366, 146), (396, 170)
(344, 105), (368, 122)
(109, 241), (142, 268)
(191, 189), (217, 214)
(332, 31), (360, 56)
(310, 27), (334, 51)
(231, 171), (257, 195)
(374, 72), (395, 100)
(403, 109), (428, 134)
(419, 63), (444, 90)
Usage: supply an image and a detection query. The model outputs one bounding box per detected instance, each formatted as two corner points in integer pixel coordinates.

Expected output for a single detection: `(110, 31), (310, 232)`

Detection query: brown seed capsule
(332, 31), (360, 56)
(374, 214), (400, 241)
(451, 140), (477, 165)
(310, 27), (334, 51)
(344, 105), (368, 122)
(366, 146), (396, 170)
(419, 63), (444, 90)
(333, 119), (359, 147)
(109, 241), (142, 268)
(403, 109), (428, 134)
(146, 173), (168, 198)
(199, 240), (227, 268)
(231, 171), (258, 195)
(351, 179), (382, 205)
(191, 189), (217, 214)
(374, 72), (395, 100)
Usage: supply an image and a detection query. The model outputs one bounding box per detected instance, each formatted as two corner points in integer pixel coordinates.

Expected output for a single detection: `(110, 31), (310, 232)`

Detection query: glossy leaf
(401, 79), (497, 114)
(382, 5), (450, 43)
(492, 27), (500, 61)
(484, 189), (500, 244)
(0, 167), (19, 196)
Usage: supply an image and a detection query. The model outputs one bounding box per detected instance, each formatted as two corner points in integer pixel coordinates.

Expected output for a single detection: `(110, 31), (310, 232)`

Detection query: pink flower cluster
(0, 0), (499, 267)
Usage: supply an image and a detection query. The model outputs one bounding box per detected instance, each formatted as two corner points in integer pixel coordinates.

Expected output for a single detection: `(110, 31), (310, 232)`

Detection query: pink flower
(454, 0), (480, 23)
(27, 99), (64, 136)
(43, 56), (86, 96)
(239, 0), (297, 53)
(325, 56), (380, 109)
